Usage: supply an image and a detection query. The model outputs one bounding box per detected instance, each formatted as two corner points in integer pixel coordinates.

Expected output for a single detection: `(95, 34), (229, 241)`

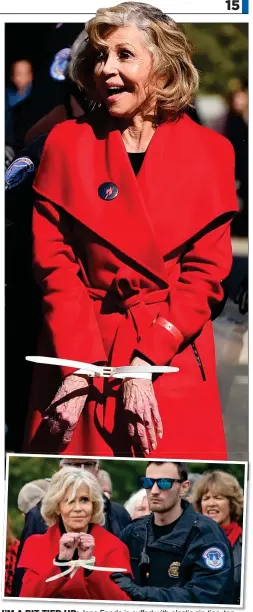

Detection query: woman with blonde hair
(192, 470), (243, 604)
(25, 1), (237, 459)
(17, 467), (131, 600)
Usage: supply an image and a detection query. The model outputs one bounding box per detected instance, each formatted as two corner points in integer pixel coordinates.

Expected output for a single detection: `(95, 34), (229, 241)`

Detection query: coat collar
(76, 115), (170, 286)
(34, 111), (237, 287)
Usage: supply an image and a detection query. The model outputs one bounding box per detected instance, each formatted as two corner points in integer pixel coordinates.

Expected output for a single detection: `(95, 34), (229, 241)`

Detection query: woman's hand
(44, 374), (89, 444)
(58, 532), (80, 561)
(122, 356), (163, 454)
(77, 533), (95, 561)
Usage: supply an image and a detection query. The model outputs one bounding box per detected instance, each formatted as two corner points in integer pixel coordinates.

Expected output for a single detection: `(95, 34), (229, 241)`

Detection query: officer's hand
(110, 573), (144, 600)
(44, 374), (89, 444)
(58, 532), (80, 561)
(123, 357), (163, 455)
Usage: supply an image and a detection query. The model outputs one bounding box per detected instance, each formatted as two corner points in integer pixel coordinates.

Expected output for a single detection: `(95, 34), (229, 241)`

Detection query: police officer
(111, 461), (235, 604)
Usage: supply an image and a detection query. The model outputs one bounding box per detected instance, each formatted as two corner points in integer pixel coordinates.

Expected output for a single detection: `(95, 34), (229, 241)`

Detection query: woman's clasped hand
(58, 532), (95, 561)
(122, 356), (163, 454)
(45, 354), (163, 454)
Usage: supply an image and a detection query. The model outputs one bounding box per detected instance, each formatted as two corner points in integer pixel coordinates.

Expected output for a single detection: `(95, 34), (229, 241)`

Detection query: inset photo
(3, 455), (247, 606)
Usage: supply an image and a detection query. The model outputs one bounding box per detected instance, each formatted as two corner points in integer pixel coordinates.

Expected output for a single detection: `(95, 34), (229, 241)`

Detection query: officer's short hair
(147, 461), (188, 482)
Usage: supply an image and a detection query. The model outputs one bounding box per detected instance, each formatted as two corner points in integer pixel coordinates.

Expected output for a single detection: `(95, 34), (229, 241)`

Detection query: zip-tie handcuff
(26, 356), (179, 380)
(45, 556), (128, 582)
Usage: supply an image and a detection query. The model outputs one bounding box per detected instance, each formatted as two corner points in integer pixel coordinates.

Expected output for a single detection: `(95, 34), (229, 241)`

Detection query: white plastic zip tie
(26, 356), (179, 380)
(45, 556), (128, 582)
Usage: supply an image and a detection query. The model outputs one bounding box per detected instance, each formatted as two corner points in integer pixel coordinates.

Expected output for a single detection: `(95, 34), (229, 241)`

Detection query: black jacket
(5, 133), (51, 452)
(233, 533), (242, 604)
(103, 495), (131, 538)
(120, 500), (235, 604)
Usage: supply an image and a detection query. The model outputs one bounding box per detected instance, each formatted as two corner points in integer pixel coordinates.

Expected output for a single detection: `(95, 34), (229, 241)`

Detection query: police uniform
(111, 499), (235, 604)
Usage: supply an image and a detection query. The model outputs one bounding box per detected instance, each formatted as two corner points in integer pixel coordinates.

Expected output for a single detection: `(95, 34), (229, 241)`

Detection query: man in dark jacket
(111, 461), (234, 605)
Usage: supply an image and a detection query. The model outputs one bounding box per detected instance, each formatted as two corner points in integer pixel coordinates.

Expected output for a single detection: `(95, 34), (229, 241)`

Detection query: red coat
(18, 523), (131, 600)
(24, 110), (238, 459)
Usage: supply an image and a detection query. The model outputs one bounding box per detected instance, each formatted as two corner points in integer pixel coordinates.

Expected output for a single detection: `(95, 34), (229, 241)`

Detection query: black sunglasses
(140, 477), (182, 490)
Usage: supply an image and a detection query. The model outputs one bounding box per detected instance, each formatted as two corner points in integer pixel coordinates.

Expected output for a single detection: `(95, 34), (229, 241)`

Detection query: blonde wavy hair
(69, 1), (199, 120)
(41, 467), (105, 527)
(192, 470), (244, 523)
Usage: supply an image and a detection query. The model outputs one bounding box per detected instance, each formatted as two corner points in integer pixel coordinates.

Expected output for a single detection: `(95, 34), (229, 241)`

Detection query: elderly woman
(192, 470), (243, 605)
(124, 489), (149, 520)
(17, 467), (131, 600)
(24, 1), (238, 459)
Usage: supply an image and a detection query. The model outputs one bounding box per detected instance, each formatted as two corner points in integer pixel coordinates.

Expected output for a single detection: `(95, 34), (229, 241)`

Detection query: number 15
(225, 0), (240, 9)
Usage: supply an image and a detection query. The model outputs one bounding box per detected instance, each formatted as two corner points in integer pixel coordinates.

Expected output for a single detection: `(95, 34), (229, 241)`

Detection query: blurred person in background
(183, 472), (202, 502)
(111, 461), (234, 604)
(23, 2), (238, 462)
(5, 517), (20, 596)
(6, 59), (33, 153)
(18, 478), (51, 516)
(224, 85), (248, 237)
(192, 470), (243, 604)
(124, 489), (149, 519)
(7, 59), (33, 108)
(16, 467), (132, 600)
(20, 23), (84, 132)
(97, 469), (113, 498)
(5, 24), (84, 153)
(12, 480), (52, 596)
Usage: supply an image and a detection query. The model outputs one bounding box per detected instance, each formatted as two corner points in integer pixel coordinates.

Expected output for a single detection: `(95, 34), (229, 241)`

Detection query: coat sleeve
(85, 543), (132, 601)
(134, 218), (233, 365)
(33, 197), (107, 377)
(19, 566), (72, 599)
(18, 536), (80, 599)
(134, 138), (237, 366)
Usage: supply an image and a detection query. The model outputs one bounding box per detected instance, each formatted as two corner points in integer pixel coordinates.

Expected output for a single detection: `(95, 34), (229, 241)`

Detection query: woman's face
(58, 485), (93, 532)
(201, 489), (231, 526)
(232, 90), (248, 114)
(93, 24), (161, 118)
(132, 494), (149, 520)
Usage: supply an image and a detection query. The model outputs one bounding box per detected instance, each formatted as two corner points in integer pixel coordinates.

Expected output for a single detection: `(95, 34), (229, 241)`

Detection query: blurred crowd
(6, 459), (244, 603)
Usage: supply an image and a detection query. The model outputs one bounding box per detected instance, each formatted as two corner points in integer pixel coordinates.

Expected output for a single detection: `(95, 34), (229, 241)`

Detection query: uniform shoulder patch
(5, 156), (35, 190)
(50, 47), (71, 81)
(202, 547), (225, 570)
